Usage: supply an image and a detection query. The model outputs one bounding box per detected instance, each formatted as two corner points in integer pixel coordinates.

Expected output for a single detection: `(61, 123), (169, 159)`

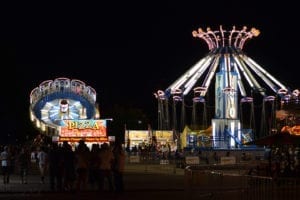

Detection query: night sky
(1, 1), (299, 143)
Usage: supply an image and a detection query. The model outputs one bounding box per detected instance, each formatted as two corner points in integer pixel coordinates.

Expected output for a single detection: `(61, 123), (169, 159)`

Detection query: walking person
(89, 143), (101, 190)
(48, 143), (64, 191)
(17, 146), (31, 184)
(61, 141), (76, 191)
(98, 142), (114, 192)
(112, 140), (126, 194)
(37, 146), (48, 184)
(74, 140), (90, 191)
(0, 146), (11, 184)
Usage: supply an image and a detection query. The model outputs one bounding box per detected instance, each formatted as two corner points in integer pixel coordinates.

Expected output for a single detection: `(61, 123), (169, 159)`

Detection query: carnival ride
(154, 25), (299, 149)
(29, 77), (100, 135)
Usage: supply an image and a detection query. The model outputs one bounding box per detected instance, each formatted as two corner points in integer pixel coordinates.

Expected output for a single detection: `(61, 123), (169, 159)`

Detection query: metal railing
(184, 166), (300, 200)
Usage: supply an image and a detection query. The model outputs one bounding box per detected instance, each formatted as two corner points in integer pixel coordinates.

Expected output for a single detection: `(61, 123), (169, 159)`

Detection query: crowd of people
(2, 137), (300, 194)
(253, 146), (300, 178)
(0, 139), (126, 193)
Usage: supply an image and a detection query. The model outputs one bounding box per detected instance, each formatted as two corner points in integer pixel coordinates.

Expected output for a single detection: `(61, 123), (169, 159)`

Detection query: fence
(184, 166), (300, 200)
(124, 151), (258, 175)
(125, 154), (182, 175)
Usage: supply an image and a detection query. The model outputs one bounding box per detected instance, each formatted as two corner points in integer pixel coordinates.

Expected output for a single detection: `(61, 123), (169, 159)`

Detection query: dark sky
(1, 1), (299, 141)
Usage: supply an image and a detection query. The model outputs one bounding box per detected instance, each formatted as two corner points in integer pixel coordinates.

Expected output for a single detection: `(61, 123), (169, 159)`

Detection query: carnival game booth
(276, 95), (300, 136)
(181, 126), (212, 149)
(152, 130), (173, 144)
(125, 130), (150, 150)
(125, 130), (175, 150)
(181, 125), (254, 150)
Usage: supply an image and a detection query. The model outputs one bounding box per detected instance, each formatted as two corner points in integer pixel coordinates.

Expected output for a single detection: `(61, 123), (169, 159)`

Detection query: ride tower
(157, 25), (294, 149)
(213, 55), (240, 148)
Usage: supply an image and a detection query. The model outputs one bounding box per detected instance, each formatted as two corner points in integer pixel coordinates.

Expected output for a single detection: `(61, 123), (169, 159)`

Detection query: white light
(230, 121), (235, 147)
(246, 56), (287, 91)
(293, 89), (300, 97)
(212, 121), (216, 147)
(168, 55), (211, 91)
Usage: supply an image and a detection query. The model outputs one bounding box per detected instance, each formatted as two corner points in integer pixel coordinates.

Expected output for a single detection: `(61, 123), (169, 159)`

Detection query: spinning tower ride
(155, 25), (297, 149)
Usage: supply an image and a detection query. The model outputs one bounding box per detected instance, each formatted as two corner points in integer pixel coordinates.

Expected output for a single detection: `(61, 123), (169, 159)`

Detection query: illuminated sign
(58, 137), (108, 142)
(124, 130), (173, 141)
(153, 130), (173, 141)
(125, 130), (150, 142)
(60, 120), (107, 137)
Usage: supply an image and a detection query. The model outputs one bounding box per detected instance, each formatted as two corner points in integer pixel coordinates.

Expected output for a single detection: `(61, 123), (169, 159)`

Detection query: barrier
(184, 167), (300, 200)
(129, 155), (140, 163)
(160, 159), (169, 165)
(185, 156), (200, 165)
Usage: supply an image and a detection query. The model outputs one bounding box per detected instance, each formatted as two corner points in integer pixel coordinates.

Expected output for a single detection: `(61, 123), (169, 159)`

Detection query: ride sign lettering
(60, 120), (107, 137)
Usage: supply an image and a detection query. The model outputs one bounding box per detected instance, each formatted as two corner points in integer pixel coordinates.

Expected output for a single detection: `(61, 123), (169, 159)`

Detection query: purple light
(240, 97), (253, 103)
(193, 97), (205, 103)
(173, 96), (182, 101)
(264, 96), (275, 102)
